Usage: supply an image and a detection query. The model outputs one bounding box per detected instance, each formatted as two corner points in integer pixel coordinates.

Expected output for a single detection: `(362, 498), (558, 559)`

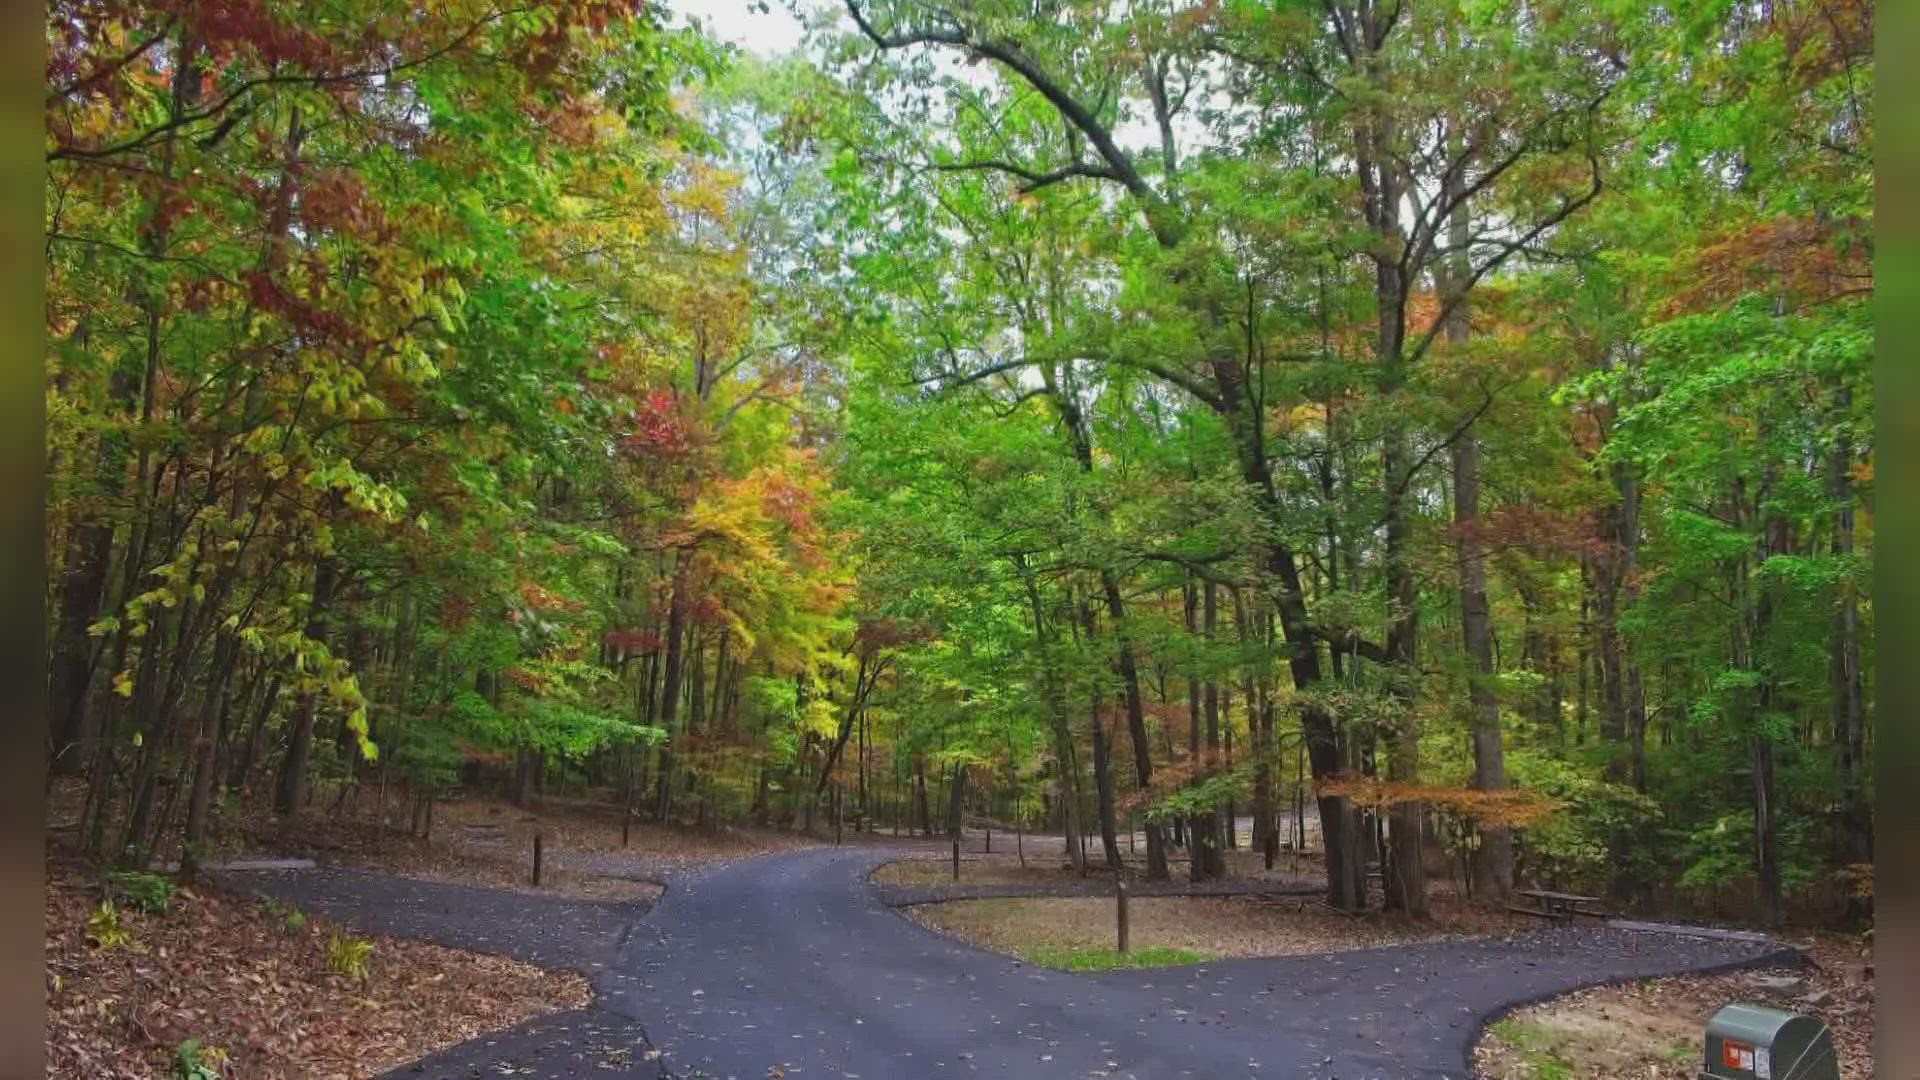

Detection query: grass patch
(1660, 1040), (1698, 1063)
(1487, 1018), (1576, 1079)
(1489, 1018), (1554, 1052)
(1025, 945), (1211, 970)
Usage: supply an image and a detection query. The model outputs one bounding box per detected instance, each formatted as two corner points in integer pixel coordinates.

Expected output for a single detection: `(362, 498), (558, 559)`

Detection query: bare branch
(1390, 379), (1505, 502)
(844, 0), (1182, 242)
(1405, 147), (1604, 367)
(1309, 624), (1391, 665)
(49, 7), (528, 163)
(932, 158), (1120, 193)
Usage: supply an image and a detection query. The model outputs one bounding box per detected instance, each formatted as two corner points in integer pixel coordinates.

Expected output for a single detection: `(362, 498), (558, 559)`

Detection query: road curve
(239, 844), (1795, 1080)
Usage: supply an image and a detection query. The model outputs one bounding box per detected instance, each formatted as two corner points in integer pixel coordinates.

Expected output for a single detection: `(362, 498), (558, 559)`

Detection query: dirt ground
(872, 852), (1098, 887)
(910, 890), (1528, 964)
(48, 777), (823, 903)
(871, 841), (1329, 888)
(223, 789), (824, 902)
(45, 856), (587, 1079)
(1474, 933), (1874, 1079)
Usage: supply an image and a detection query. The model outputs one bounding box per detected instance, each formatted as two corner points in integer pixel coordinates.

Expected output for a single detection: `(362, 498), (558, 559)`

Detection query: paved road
(238, 845), (1795, 1080)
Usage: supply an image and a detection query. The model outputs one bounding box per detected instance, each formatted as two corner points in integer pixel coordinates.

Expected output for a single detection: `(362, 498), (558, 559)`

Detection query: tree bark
(1593, 457), (1643, 899)
(47, 520), (114, 774)
(1095, 576), (1160, 876)
(652, 554), (691, 821)
(274, 558), (338, 815)
(1827, 393), (1870, 866)
(1749, 475), (1789, 926)
(1454, 428), (1513, 903)
(1431, 117), (1512, 903)
(914, 757), (931, 837)
(1019, 564), (1084, 872)
(1190, 581), (1225, 881)
(945, 759), (967, 838)
(181, 633), (241, 874)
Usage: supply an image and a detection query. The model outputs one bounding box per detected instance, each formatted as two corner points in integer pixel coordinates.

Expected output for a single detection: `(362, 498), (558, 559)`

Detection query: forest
(46, 0), (1872, 932)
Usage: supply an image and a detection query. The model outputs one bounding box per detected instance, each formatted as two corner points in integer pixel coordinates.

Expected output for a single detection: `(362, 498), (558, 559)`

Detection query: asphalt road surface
(237, 845), (1793, 1080)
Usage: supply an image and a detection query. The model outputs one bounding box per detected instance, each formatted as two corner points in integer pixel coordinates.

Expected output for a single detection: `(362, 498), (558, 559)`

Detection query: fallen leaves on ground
(872, 855), (1096, 888)
(911, 892), (1515, 964)
(223, 787), (822, 902)
(45, 855), (589, 1079)
(1474, 931), (1873, 1079)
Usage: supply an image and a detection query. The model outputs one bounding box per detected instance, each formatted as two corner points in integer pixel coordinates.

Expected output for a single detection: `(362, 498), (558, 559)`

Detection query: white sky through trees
(680, 0), (812, 57)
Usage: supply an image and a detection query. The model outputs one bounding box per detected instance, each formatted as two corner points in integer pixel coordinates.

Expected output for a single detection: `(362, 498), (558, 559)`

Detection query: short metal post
(1115, 878), (1129, 954)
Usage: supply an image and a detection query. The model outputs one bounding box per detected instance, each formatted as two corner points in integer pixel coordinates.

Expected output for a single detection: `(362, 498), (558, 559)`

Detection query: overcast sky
(676, 0), (816, 58)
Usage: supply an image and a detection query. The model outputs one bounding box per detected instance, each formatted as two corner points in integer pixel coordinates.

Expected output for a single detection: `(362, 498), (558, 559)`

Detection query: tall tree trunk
(181, 634), (240, 874)
(1190, 581), (1224, 882)
(1748, 475), (1789, 926)
(1827, 393), (1870, 866)
(1097, 577), (1159, 876)
(1020, 565), (1084, 872)
(914, 757), (931, 837)
(945, 760), (967, 838)
(1381, 380), (1427, 916)
(274, 559), (339, 815)
(1441, 179), (1512, 902)
(1044, 367), (1167, 880)
(652, 554), (691, 822)
(1088, 689), (1122, 870)
(1455, 429), (1512, 903)
(689, 631), (707, 735)
(47, 519), (114, 774)
(815, 653), (873, 800)
(1593, 459), (1642, 899)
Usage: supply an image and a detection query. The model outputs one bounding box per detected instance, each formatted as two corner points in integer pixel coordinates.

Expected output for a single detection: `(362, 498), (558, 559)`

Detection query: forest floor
(221, 787), (825, 902)
(908, 884), (1537, 967)
(44, 855), (588, 1079)
(1473, 931), (1874, 1079)
(43, 778), (831, 1077)
(47, 776), (826, 903)
(871, 828), (1336, 884)
(871, 845), (1322, 887)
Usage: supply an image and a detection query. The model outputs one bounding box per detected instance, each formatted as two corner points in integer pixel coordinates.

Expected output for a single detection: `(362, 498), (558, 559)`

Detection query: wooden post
(951, 837), (960, 881)
(532, 832), (544, 887)
(1115, 878), (1129, 954)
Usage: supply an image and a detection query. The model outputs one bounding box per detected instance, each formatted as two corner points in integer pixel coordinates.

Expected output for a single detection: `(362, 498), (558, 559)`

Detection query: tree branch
(844, 0), (1180, 241)
(1390, 379), (1505, 502)
(932, 158), (1120, 193)
(1309, 624), (1391, 665)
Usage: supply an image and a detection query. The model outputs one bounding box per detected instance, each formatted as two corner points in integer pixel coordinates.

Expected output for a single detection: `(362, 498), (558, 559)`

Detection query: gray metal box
(1702, 1002), (1839, 1080)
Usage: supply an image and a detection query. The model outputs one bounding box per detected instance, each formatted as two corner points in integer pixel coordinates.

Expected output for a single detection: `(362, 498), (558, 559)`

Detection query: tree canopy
(46, 0), (1872, 925)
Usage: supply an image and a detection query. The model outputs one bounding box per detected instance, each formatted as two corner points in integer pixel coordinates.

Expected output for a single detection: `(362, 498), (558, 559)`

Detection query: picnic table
(1510, 888), (1606, 923)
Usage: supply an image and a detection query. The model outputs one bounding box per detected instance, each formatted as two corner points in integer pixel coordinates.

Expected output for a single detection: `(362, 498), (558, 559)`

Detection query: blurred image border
(4, 0), (45, 1074)
(1874, 2), (1913, 1078)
